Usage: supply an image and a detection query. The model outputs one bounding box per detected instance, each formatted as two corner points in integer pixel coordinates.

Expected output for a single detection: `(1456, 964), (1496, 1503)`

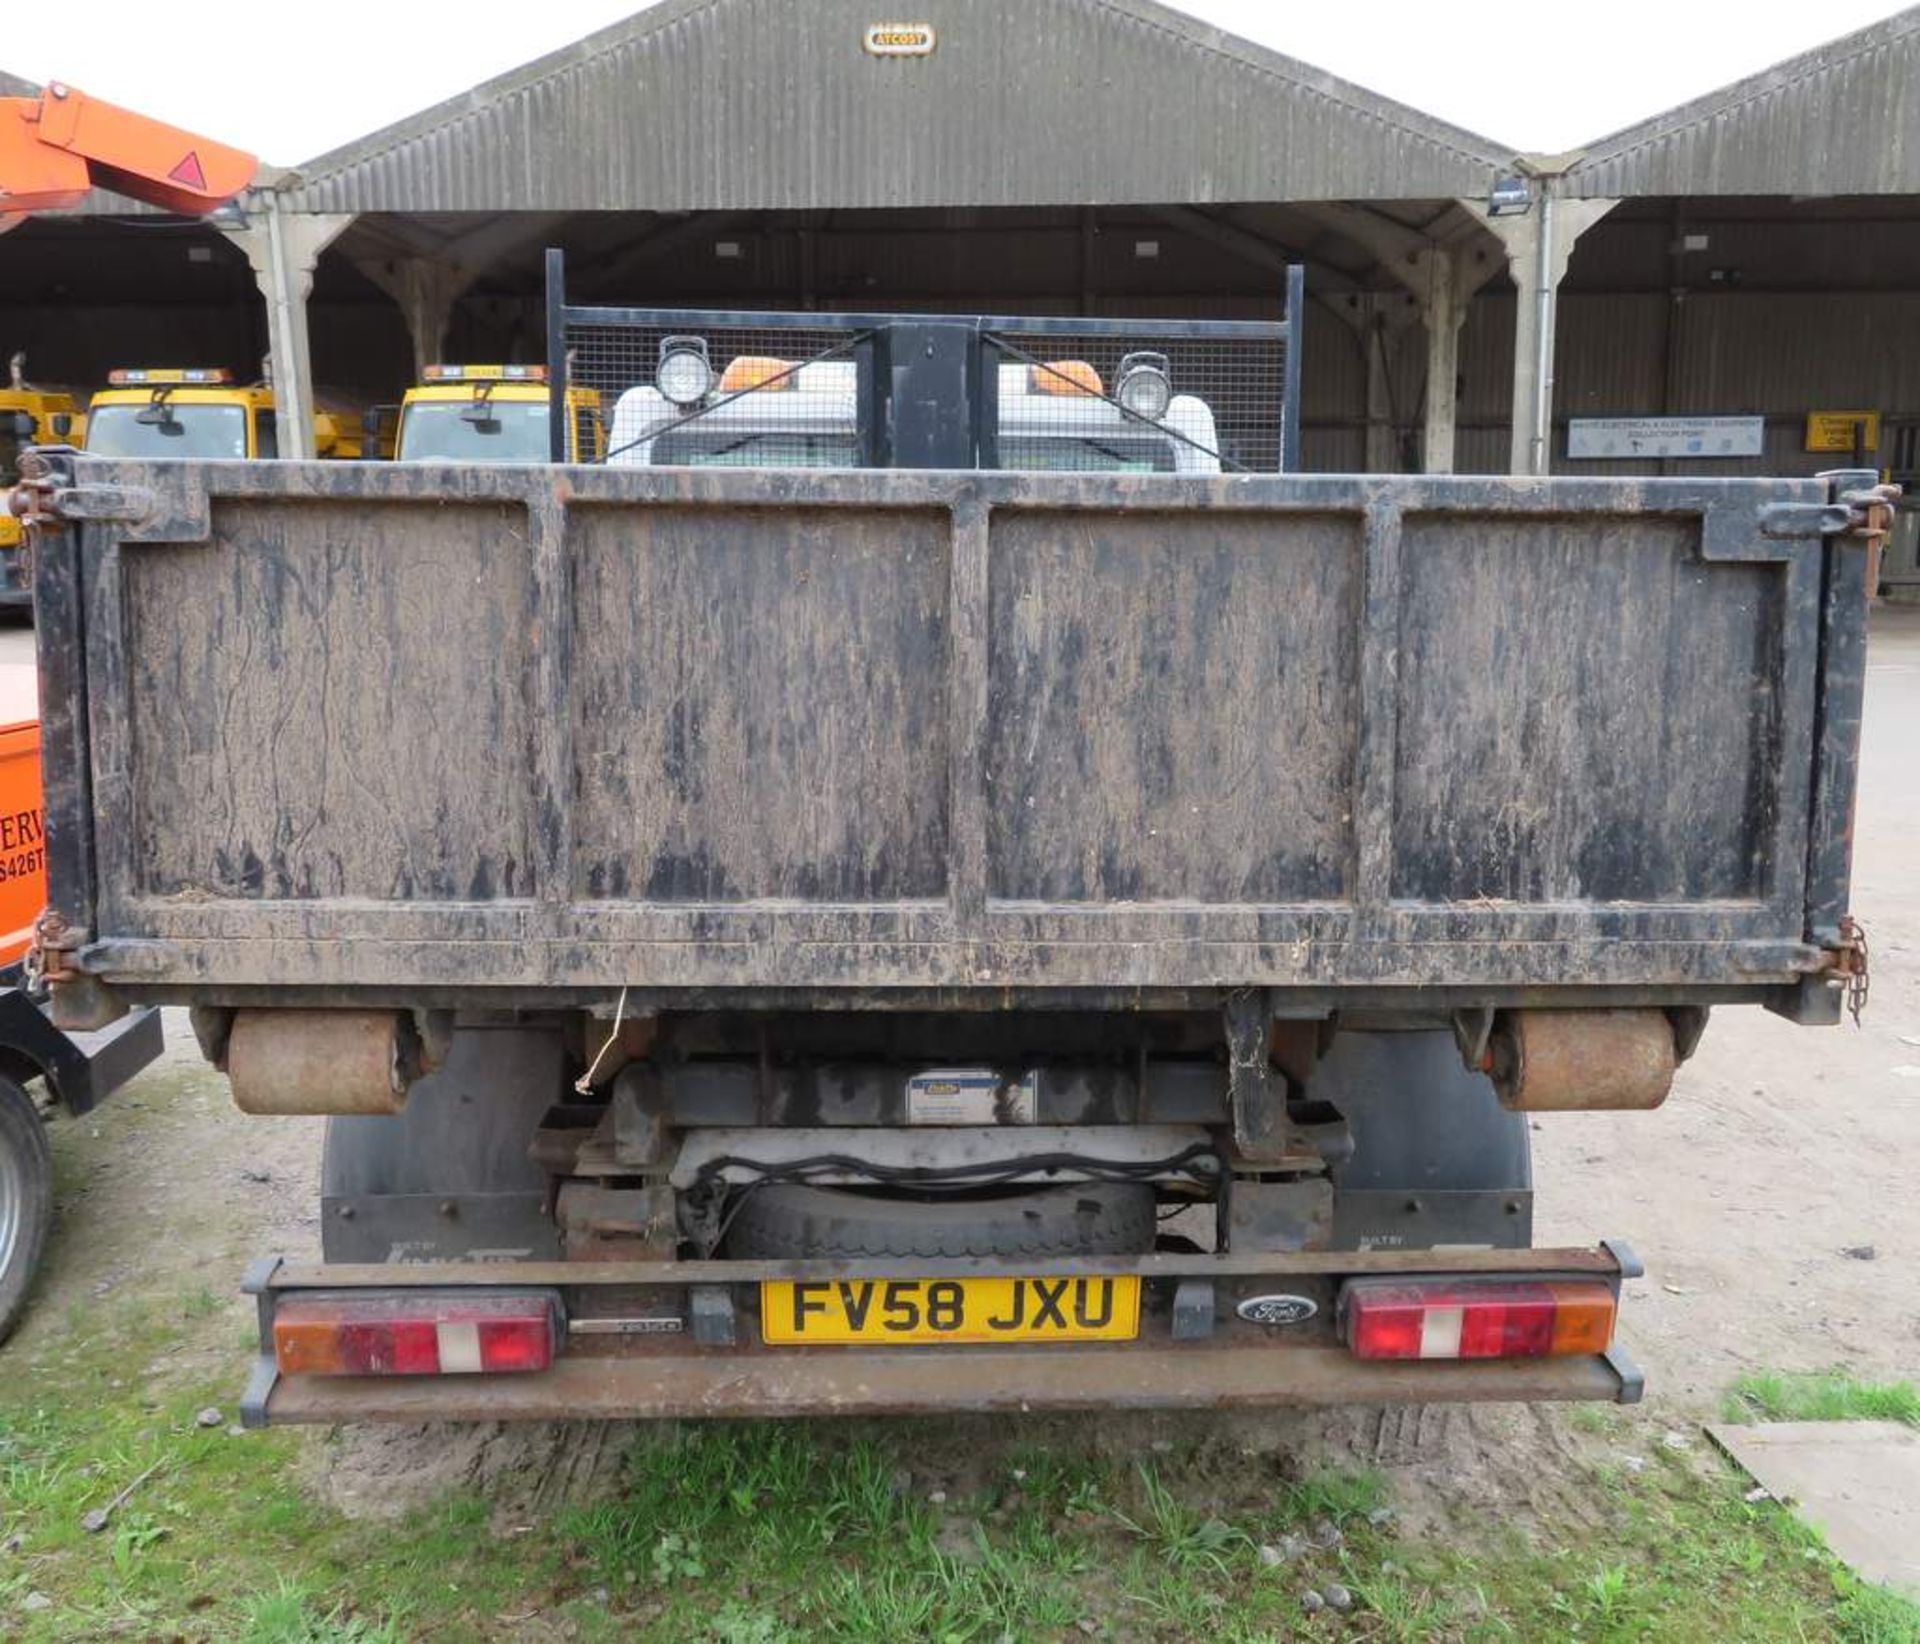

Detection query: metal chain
(1840, 915), (1870, 1026)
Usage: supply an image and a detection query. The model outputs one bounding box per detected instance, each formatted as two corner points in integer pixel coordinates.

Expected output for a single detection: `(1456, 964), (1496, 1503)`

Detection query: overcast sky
(5, 0), (1909, 165)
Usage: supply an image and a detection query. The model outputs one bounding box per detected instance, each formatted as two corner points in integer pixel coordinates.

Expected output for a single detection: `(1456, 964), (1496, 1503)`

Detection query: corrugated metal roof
(281, 0), (1517, 214)
(1565, 6), (1920, 198)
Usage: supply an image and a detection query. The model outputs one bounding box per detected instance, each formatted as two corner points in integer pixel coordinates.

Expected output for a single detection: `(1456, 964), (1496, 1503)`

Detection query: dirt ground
(4, 609), (1917, 1529)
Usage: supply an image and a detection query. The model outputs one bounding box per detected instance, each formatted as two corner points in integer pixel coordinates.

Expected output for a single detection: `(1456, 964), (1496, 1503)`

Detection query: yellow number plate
(761, 1276), (1141, 1345)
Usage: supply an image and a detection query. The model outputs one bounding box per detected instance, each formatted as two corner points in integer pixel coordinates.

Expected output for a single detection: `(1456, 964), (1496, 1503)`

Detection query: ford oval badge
(1236, 1293), (1318, 1327)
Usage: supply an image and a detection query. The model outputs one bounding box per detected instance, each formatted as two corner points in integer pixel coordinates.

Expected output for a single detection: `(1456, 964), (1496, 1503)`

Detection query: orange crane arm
(0, 82), (256, 232)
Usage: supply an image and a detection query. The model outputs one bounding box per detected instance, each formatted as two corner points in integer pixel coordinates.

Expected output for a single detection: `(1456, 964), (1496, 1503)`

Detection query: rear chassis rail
(241, 1243), (1646, 1424)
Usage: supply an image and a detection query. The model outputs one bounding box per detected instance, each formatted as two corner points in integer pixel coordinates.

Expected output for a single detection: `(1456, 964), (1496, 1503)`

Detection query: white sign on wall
(1566, 416), (1765, 460)
(863, 23), (937, 55)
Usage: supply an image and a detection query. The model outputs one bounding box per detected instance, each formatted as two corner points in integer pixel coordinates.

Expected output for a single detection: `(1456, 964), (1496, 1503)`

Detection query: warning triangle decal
(167, 150), (208, 191)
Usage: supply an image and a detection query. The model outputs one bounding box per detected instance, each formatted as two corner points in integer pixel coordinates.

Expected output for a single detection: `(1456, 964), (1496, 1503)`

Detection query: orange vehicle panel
(0, 98), (90, 214)
(1, 84), (255, 221)
(27, 85), (254, 214)
(0, 721), (45, 968)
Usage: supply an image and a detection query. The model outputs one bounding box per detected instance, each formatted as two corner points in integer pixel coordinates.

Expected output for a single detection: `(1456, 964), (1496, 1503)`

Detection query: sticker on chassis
(761, 1276), (1142, 1345)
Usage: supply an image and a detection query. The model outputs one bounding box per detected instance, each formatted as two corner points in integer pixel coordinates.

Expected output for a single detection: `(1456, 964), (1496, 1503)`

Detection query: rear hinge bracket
(40, 484), (157, 524)
(7, 449), (155, 529)
(26, 909), (82, 990)
(1759, 501), (1854, 540)
(1760, 481), (1901, 544)
(31, 912), (128, 1031)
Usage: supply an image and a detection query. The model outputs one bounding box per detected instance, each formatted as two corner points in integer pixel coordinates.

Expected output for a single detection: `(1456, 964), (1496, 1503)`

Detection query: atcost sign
(864, 23), (936, 55)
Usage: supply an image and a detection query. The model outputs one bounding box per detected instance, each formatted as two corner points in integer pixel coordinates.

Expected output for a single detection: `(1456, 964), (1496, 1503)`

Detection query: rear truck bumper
(0, 986), (164, 1115)
(240, 1242), (1646, 1426)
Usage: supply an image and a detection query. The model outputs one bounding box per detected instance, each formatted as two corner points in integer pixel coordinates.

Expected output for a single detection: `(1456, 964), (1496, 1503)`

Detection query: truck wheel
(1314, 1029), (1532, 1250)
(722, 1182), (1156, 1260)
(0, 1075), (53, 1344)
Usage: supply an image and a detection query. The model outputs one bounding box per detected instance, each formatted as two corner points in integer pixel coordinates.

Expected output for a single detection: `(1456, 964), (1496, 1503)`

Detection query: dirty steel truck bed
(30, 458), (1870, 1009)
(17, 450), (1881, 1422)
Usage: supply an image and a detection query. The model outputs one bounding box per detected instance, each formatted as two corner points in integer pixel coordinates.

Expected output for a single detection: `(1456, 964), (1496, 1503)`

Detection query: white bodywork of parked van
(605, 360), (1223, 474)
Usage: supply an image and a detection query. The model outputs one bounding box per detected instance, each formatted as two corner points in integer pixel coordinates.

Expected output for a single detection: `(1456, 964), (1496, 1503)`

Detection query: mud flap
(320, 1026), (565, 1262)
(1314, 1029), (1533, 1251)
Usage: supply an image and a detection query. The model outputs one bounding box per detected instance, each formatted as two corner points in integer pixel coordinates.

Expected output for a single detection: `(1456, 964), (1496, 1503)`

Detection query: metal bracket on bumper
(239, 1255), (284, 1430)
(1604, 1343), (1647, 1406)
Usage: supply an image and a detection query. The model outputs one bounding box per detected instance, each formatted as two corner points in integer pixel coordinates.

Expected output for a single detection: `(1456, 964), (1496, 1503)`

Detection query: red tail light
(1341, 1279), (1615, 1362)
(273, 1291), (561, 1377)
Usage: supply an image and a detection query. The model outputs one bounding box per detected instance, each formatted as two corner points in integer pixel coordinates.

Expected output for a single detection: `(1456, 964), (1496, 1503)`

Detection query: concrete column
(359, 258), (466, 380)
(227, 200), (353, 458)
(1327, 294), (1416, 473)
(1412, 248), (1468, 474)
(1363, 308), (1396, 472)
(1362, 298), (1421, 472)
(1303, 202), (1503, 475)
(1477, 194), (1616, 476)
(354, 216), (574, 382)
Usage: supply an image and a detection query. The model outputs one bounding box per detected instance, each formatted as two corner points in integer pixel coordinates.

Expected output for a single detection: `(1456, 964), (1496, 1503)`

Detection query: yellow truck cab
(0, 357), (85, 607)
(85, 368), (272, 460)
(84, 368), (367, 461)
(396, 365), (602, 463)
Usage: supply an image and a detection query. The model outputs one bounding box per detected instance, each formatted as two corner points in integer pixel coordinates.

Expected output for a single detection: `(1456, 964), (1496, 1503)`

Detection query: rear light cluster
(1341, 1279), (1615, 1362)
(273, 1291), (560, 1377)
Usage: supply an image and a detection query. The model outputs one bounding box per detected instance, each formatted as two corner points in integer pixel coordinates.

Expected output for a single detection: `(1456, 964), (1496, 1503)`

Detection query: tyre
(723, 1181), (1156, 1260)
(0, 1074), (53, 1344)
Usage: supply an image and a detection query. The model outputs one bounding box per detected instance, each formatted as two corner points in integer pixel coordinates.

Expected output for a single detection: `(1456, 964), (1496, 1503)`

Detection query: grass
(1393, 1435), (1919, 1644)
(1107, 1462), (1250, 1573)
(1726, 1369), (1920, 1427)
(3, 1284), (1919, 1641)
(239, 1581), (409, 1644)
